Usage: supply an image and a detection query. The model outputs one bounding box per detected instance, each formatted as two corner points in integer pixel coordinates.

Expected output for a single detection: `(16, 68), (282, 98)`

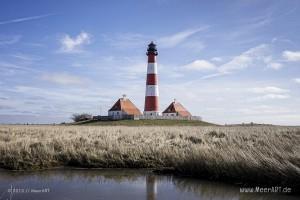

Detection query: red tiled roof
(162, 101), (192, 117)
(109, 98), (142, 115)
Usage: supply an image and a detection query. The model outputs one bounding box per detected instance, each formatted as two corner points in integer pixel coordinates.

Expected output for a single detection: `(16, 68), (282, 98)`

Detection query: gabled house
(108, 95), (142, 119)
(162, 100), (192, 117)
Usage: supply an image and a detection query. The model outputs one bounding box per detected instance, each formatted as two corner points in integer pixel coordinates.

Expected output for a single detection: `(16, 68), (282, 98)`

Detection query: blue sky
(0, 0), (300, 125)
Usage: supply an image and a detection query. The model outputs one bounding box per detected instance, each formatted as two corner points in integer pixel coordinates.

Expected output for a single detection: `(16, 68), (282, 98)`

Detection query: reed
(0, 125), (299, 187)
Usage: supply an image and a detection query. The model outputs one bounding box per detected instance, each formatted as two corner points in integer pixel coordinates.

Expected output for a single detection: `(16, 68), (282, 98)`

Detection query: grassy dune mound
(0, 125), (299, 188)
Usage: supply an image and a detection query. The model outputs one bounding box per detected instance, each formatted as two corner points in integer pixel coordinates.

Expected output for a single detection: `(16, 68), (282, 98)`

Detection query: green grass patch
(74, 119), (215, 126)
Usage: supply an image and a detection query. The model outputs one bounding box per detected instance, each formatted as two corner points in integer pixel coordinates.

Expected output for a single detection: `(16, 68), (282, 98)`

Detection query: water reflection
(146, 175), (157, 200)
(173, 177), (298, 200)
(0, 169), (297, 200)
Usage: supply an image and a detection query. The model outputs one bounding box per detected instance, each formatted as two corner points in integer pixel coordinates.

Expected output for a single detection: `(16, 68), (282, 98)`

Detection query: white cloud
(200, 72), (226, 79)
(249, 86), (289, 94)
(11, 53), (42, 62)
(211, 57), (223, 62)
(200, 44), (271, 79)
(181, 44), (268, 73)
(248, 86), (290, 101)
(0, 35), (22, 45)
(293, 78), (300, 84)
(252, 94), (290, 100)
(219, 55), (252, 73)
(238, 105), (291, 115)
(59, 31), (91, 53)
(158, 27), (208, 48)
(267, 62), (282, 70)
(103, 27), (208, 49)
(282, 50), (300, 61)
(0, 14), (55, 25)
(184, 60), (216, 71)
(0, 61), (35, 75)
(219, 44), (269, 74)
(41, 73), (88, 86)
(263, 56), (283, 70)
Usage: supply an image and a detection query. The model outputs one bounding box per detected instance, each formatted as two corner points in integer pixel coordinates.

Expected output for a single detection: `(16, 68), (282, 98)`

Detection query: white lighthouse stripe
(145, 85), (159, 96)
(147, 63), (157, 74)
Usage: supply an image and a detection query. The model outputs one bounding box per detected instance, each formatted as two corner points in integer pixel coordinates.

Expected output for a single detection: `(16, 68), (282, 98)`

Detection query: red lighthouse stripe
(144, 96), (159, 111)
(146, 74), (158, 85)
(148, 54), (156, 63)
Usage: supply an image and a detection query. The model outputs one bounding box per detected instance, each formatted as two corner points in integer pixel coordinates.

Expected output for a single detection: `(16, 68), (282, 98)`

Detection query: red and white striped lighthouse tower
(144, 41), (160, 116)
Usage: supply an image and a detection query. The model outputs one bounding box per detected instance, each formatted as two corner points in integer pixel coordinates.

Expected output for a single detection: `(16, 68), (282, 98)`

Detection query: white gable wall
(108, 110), (128, 119)
(162, 112), (177, 117)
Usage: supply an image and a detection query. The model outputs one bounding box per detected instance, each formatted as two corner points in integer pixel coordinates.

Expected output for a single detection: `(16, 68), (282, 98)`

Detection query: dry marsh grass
(0, 125), (299, 187)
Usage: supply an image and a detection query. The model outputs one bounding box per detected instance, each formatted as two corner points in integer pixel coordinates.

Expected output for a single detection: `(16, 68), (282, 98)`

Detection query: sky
(0, 0), (300, 125)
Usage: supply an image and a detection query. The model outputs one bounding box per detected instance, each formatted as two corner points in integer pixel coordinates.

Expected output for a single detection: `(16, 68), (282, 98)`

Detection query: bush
(71, 113), (92, 122)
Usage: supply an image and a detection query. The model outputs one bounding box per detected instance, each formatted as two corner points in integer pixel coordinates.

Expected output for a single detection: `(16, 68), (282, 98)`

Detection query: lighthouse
(144, 41), (160, 116)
